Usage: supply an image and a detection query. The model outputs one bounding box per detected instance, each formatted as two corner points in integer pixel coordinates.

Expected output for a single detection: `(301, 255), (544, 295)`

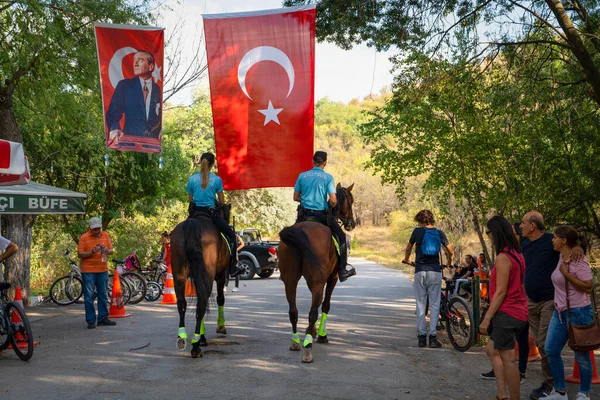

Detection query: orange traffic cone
(185, 279), (195, 297)
(14, 286), (24, 308)
(160, 264), (177, 305)
(108, 270), (130, 318)
(527, 335), (542, 362)
(515, 335), (542, 362)
(566, 350), (600, 384)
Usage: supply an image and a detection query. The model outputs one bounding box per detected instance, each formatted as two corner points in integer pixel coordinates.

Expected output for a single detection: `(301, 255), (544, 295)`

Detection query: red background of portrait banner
(95, 24), (164, 154)
(203, 6), (316, 190)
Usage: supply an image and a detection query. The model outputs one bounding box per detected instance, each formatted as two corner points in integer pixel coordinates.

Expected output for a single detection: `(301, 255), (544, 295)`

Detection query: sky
(158, 0), (396, 105)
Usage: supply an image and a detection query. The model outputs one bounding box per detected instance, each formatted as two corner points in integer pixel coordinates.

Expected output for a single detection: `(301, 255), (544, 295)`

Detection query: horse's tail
(279, 226), (322, 270)
(182, 218), (210, 315)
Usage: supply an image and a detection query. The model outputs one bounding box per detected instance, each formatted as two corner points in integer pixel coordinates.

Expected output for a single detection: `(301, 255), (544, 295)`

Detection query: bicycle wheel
(445, 296), (474, 352)
(108, 275), (132, 305)
(121, 272), (147, 304)
(145, 281), (162, 302)
(7, 302), (34, 361)
(50, 275), (83, 306)
(0, 309), (9, 350)
(155, 270), (166, 290)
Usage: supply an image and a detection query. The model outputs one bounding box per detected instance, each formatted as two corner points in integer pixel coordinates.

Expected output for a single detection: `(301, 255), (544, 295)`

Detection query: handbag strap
(564, 262), (599, 320)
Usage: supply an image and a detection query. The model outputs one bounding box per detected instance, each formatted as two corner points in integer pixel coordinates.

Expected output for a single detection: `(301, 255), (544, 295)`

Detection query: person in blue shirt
(293, 151), (356, 282)
(186, 152), (242, 278)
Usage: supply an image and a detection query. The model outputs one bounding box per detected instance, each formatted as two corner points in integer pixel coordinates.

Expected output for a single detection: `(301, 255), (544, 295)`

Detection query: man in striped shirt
(78, 217), (116, 329)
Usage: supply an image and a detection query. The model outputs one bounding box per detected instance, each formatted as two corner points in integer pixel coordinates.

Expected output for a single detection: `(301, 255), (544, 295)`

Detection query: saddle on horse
(188, 204), (242, 278)
(296, 205), (355, 282)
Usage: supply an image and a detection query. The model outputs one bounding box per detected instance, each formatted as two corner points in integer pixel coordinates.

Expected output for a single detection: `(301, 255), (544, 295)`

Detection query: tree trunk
(546, 0), (600, 106)
(0, 86), (34, 305)
(2, 215), (34, 305)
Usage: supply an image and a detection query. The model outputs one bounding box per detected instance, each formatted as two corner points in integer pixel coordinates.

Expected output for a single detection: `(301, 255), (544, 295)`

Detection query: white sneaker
(545, 390), (568, 400)
(232, 287), (239, 292)
(575, 393), (590, 400)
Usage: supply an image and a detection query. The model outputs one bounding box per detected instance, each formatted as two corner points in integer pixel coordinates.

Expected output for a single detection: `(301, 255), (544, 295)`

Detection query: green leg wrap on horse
(292, 332), (300, 344)
(191, 333), (201, 344)
(303, 333), (313, 347)
(217, 305), (225, 326)
(178, 327), (188, 339)
(200, 319), (206, 335)
(318, 312), (328, 336)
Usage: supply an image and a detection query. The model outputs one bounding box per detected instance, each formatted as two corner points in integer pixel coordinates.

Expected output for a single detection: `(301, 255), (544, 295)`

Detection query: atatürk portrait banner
(95, 23), (164, 154)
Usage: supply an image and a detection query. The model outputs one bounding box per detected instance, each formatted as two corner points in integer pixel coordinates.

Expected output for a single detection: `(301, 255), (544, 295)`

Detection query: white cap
(89, 217), (102, 229)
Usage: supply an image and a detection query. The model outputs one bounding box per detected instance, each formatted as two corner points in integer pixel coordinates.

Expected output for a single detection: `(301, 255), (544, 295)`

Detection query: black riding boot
(229, 244), (242, 278)
(338, 243), (356, 282)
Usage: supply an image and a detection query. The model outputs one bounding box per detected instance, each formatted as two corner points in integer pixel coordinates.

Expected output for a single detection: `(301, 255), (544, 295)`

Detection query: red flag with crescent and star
(94, 23), (164, 154)
(202, 5), (316, 190)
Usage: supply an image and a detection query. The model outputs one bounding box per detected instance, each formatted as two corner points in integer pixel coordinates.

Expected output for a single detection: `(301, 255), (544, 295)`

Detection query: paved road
(1, 258), (574, 399)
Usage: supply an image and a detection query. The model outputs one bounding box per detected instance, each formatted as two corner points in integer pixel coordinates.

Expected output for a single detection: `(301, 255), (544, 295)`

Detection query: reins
(336, 187), (353, 227)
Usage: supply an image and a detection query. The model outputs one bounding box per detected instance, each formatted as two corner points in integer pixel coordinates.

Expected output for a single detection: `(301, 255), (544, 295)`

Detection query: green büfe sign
(0, 194), (85, 214)
(0, 182), (86, 215)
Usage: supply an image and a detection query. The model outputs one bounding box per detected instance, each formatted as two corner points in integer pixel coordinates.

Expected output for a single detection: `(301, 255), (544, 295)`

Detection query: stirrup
(338, 265), (356, 282)
(229, 264), (242, 278)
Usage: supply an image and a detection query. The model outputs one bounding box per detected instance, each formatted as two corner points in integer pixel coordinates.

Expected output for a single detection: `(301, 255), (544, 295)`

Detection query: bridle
(336, 187), (355, 230)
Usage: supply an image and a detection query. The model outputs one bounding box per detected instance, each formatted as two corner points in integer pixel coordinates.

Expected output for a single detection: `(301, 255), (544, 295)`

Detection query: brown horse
(169, 205), (231, 358)
(278, 183), (355, 363)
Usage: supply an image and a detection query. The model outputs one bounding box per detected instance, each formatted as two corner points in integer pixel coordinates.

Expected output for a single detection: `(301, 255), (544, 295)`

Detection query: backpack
(421, 228), (441, 256)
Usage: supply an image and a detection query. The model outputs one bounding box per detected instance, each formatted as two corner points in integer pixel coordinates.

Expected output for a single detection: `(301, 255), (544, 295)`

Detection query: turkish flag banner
(0, 140), (26, 175)
(0, 156), (30, 186)
(203, 6), (316, 190)
(95, 23), (164, 154)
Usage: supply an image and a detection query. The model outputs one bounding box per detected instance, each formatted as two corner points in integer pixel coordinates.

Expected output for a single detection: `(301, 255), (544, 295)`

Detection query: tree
(0, 1), (206, 303)
(284, 1), (600, 106)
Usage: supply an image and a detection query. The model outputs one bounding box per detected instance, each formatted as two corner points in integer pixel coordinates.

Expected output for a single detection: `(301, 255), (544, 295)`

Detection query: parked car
(237, 228), (279, 280)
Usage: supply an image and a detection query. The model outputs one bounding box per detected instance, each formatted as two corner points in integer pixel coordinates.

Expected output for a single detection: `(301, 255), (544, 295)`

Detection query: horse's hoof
(191, 342), (203, 358)
(302, 346), (313, 363)
(191, 350), (203, 358)
(289, 341), (301, 351)
(199, 336), (208, 347)
(177, 337), (187, 351)
(216, 326), (227, 335)
(317, 335), (328, 344)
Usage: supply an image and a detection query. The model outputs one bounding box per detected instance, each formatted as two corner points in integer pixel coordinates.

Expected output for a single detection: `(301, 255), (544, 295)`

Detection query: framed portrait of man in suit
(95, 23), (164, 154)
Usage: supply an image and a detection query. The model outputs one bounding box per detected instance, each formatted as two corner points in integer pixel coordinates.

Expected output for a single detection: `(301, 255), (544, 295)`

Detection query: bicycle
(110, 259), (147, 304)
(404, 261), (475, 352)
(49, 249), (84, 306)
(0, 279), (34, 361)
(48, 249), (132, 306)
(121, 254), (164, 302)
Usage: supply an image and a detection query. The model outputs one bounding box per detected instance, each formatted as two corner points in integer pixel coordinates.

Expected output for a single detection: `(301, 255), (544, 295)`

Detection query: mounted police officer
(186, 152), (242, 278)
(293, 151), (356, 282)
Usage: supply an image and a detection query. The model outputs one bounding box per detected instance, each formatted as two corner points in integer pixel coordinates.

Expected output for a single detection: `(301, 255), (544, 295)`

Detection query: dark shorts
(489, 311), (528, 350)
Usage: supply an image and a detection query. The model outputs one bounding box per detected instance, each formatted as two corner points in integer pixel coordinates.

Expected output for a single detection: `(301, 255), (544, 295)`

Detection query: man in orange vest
(78, 217), (116, 329)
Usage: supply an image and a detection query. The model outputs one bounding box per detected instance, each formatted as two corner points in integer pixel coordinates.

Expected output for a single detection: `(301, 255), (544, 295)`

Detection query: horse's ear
(347, 183), (354, 192)
(336, 182), (341, 190)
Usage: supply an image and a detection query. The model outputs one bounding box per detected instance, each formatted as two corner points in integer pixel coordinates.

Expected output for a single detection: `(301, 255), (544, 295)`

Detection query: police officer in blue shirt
(293, 151), (356, 282)
(187, 152), (242, 277)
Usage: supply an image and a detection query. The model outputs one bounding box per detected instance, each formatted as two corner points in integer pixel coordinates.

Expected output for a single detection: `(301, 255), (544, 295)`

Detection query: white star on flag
(258, 101), (283, 125)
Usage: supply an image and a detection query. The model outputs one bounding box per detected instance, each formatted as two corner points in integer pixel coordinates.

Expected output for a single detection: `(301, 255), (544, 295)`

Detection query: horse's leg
(174, 275), (188, 350)
(285, 275), (301, 352)
(190, 296), (208, 358)
(216, 273), (227, 335)
(317, 274), (338, 344)
(303, 283), (324, 363)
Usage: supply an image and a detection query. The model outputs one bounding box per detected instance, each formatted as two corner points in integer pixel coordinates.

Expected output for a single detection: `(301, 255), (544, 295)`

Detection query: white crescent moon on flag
(238, 46), (295, 100)
(108, 47), (138, 89)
